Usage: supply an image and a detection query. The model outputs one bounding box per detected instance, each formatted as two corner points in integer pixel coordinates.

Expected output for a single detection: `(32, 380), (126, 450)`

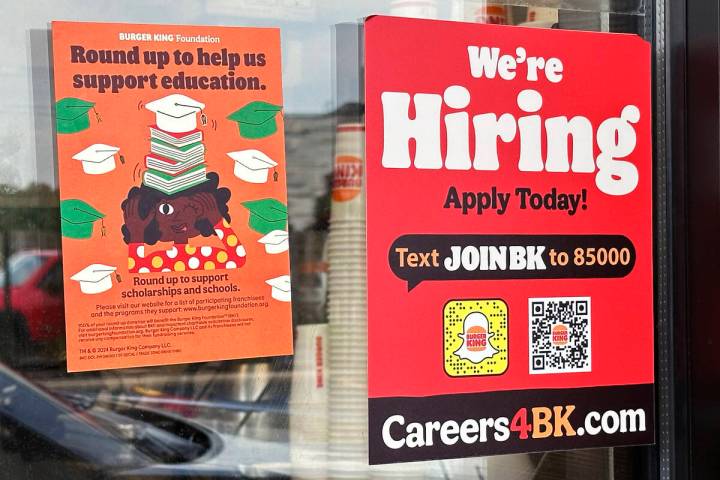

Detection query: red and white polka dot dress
(128, 219), (247, 273)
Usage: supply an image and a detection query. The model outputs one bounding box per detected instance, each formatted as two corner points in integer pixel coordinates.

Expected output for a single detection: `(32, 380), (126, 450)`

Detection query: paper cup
(329, 342), (367, 351)
(327, 305), (367, 313)
(328, 230), (366, 237)
(327, 290), (367, 297)
(327, 315), (367, 322)
(327, 271), (367, 279)
(328, 223), (366, 231)
(327, 282), (367, 291)
(327, 298), (367, 307)
(327, 249), (366, 258)
(328, 374), (367, 380)
(327, 278), (367, 286)
(327, 230), (366, 238)
(328, 377), (367, 386)
(328, 325), (367, 332)
(328, 247), (366, 254)
(327, 235), (365, 242)
(328, 323), (367, 331)
(329, 353), (367, 362)
(329, 391), (367, 399)
(328, 367), (367, 376)
(327, 262), (366, 270)
(327, 236), (366, 244)
(329, 333), (367, 340)
(328, 362), (367, 371)
(327, 268), (366, 276)
(327, 284), (367, 291)
(327, 305), (367, 312)
(327, 440), (366, 448)
(328, 311), (367, 317)
(327, 259), (366, 265)
(329, 407), (368, 417)
(330, 124), (365, 222)
(328, 344), (367, 351)
(328, 389), (368, 400)
(328, 326), (367, 334)
(327, 302), (367, 308)
(328, 324), (367, 331)
(328, 323), (367, 330)
(328, 313), (367, 320)
(328, 333), (367, 341)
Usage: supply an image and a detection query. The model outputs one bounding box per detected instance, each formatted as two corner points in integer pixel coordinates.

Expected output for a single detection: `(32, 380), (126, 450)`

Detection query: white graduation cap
(145, 94), (205, 133)
(258, 230), (289, 254)
(70, 264), (117, 295)
(266, 275), (291, 302)
(227, 149), (278, 184)
(72, 144), (120, 175)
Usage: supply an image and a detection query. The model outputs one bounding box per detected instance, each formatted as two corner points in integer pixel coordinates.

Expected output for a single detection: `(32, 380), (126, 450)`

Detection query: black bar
(369, 383), (654, 464)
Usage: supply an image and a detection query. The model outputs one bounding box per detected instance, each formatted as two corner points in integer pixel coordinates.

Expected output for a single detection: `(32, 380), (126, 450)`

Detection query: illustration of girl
(121, 173), (246, 273)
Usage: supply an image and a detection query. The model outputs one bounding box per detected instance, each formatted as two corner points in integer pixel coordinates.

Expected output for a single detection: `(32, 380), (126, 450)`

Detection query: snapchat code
(443, 299), (508, 377)
(529, 297), (591, 374)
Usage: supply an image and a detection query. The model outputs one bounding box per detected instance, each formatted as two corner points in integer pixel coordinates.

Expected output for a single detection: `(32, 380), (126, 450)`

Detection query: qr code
(529, 297), (591, 374)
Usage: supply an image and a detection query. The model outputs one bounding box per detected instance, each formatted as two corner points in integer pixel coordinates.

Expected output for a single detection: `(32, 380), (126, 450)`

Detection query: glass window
(1, 1), (652, 479)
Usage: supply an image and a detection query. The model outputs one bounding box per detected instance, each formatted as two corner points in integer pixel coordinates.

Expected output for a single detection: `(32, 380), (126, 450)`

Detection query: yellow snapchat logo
(444, 299), (508, 377)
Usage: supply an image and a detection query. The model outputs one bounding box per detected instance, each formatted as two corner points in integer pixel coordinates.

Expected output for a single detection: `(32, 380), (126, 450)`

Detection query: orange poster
(51, 21), (293, 372)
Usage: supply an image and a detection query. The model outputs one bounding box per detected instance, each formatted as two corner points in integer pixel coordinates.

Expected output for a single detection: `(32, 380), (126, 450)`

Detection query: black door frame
(662, 0), (720, 478)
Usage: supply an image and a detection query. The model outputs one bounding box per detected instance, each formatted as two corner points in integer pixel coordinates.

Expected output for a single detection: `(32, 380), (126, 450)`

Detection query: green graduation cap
(60, 199), (105, 239)
(55, 97), (95, 134)
(227, 101), (282, 139)
(242, 198), (288, 235)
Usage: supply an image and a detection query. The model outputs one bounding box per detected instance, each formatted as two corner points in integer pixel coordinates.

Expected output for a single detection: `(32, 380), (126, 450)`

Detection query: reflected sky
(3, 0), (438, 188)
(1, 0), (642, 188)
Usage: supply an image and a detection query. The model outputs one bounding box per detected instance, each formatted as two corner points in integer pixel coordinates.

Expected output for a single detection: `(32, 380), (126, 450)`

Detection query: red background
(366, 16), (653, 398)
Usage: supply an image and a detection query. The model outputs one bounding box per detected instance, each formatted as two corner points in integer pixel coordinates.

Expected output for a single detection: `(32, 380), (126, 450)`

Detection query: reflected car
(0, 363), (290, 479)
(0, 250), (64, 360)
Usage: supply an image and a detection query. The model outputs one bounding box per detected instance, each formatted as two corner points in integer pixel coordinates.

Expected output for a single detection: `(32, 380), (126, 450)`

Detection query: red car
(0, 250), (64, 361)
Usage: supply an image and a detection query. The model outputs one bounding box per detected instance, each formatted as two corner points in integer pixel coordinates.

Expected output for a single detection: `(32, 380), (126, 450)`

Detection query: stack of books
(143, 94), (208, 195)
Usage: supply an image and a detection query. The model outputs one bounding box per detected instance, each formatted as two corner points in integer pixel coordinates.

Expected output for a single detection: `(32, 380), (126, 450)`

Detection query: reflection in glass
(0, 1), (649, 479)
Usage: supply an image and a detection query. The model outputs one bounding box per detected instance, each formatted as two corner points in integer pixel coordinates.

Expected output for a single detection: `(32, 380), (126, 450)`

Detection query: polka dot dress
(128, 219), (247, 273)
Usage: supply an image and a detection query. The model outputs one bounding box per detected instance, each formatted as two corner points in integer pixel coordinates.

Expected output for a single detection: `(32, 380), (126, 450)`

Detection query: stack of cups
(327, 123), (368, 479)
(474, 4), (511, 25)
(520, 6), (559, 28)
(290, 230), (330, 480)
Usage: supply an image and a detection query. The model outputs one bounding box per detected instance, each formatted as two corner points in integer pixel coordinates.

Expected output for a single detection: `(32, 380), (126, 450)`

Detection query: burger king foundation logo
(444, 299), (508, 376)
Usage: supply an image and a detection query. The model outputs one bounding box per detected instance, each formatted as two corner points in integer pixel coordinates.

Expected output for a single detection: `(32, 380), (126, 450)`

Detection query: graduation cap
(266, 275), (291, 302)
(145, 94), (205, 133)
(258, 229), (289, 254)
(241, 198), (288, 235)
(60, 199), (105, 239)
(71, 264), (116, 294)
(227, 149), (278, 184)
(55, 97), (95, 134)
(227, 101), (282, 139)
(72, 144), (120, 175)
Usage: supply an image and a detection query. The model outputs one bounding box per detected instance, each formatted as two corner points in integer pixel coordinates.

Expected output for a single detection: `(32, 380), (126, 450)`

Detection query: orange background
(52, 21), (292, 372)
